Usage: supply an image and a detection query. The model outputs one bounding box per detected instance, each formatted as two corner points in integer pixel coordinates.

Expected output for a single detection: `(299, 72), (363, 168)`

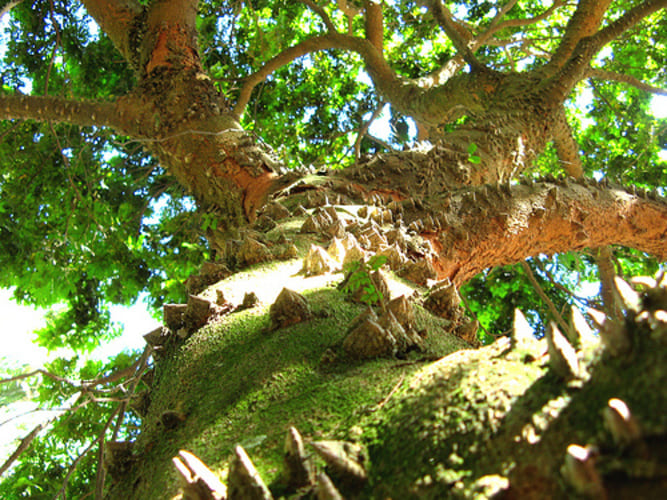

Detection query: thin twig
(45, 0), (62, 96)
(354, 100), (386, 160)
(375, 373), (405, 410)
(1, 368), (77, 387)
(0, 423), (45, 476)
(299, 0), (336, 32)
(534, 259), (595, 308)
(94, 346), (152, 500)
(459, 290), (494, 339)
(53, 405), (122, 500)
(520, 260), (571, 336)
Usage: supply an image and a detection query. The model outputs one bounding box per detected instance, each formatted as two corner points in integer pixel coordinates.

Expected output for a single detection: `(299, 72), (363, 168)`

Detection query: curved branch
(0, 0), (24, 18)
(483, 0), (566, 40)
(427, 0), (485, 70)
(233, 33), (400, 118)
(299, 0), (336, 32)
(0, 93), (126, 131)
(233, 36), (342, 118)
(414, 1), (566, 90)
(80, 0), (144, 64)
(587, 68), (667, 96)
(422, 180), (667, 285)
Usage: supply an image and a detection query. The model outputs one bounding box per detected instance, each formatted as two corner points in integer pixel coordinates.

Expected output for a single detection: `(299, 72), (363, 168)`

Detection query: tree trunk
(1, 1), (666, 498)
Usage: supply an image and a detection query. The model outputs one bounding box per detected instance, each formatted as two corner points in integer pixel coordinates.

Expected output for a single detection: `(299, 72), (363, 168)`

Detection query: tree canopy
(0, 0), (665, 498)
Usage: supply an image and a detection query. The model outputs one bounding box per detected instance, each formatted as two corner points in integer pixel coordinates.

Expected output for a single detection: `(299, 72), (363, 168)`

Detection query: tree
(0, 0), (665, 498)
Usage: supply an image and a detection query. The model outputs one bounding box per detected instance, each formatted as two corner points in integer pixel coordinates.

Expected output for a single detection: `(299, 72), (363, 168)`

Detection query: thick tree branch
(427, 0), (485, 70)
(422, 180), (667, 285)
(0, 94), (126, 131)
(79, 0), (144, 64)
(546, 0), (613, 73)
(364, 0), (383, 53)
(590, 0), (667, 52)
(542, 0), (667, 103)
(587, 68), (667, 96)
(551, 107), (583, 178)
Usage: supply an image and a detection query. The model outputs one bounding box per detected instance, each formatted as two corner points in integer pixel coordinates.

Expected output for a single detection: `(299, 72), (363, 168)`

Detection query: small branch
(414, 1), (565, 89)
(299, 0), (336, 32)
(234, 33), (398, 118)
(486, 0), (520, 32)
(375, 373), (405, 410)
(2, 348), (150, 393)
(234, 36), (342, 118)
(594, 246), (624, 322)
(427, 0), (485, 70)
(354, 100), (386, 160)
(587, 68), (667, 95)
(1, 368), (78, 387)
(545, 0), (667, 99)
(534, 259), (596, 309)
(459, 290), (494, 339)
(0, 0), (23, 18)
(547, 0), (612, 73)
(0, 394), (89, 477)
(365, 133), (396, 152)
(0, 424), (44, 476)
(78, 0), (144, 64)
(94, 346), (151, 500)
(53, 405), (121, 500)
(338, 0), (361, 34)
(482, 0), (566, 40)
(0, 94), (123, 131)
(521, 261), (571, 336)
(45, 0), (62, 96)
(1, 407), (65, 428)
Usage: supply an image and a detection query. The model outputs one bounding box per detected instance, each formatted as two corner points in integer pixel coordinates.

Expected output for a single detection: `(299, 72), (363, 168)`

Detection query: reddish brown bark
(1, 0), (665, 287)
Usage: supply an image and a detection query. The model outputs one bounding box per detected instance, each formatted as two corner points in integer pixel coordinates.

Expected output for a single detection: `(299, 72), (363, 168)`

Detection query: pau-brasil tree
(0, 0), (666, 498)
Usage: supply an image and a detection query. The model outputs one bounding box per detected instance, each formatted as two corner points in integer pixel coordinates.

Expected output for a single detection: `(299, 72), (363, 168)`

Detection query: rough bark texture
(1, 0), (666, 498)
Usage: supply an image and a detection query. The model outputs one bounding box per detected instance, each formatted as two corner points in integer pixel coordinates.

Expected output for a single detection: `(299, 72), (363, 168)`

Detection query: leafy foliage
(342, 255), (388, 305)
(0, 0), (664, 497)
